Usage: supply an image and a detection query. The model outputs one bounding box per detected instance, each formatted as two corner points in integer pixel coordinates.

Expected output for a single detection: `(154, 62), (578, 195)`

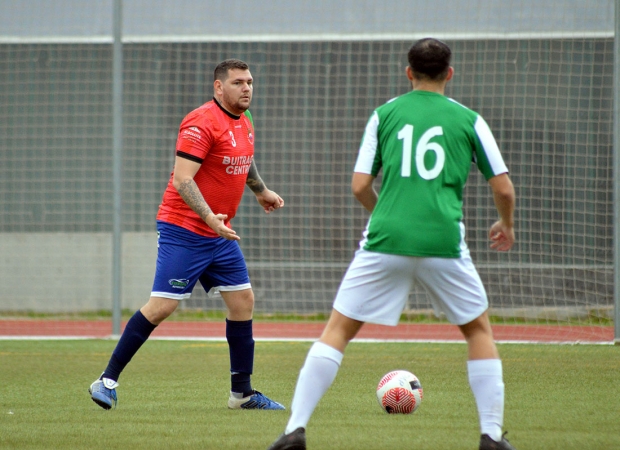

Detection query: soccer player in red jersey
(89, 59), (286, 411)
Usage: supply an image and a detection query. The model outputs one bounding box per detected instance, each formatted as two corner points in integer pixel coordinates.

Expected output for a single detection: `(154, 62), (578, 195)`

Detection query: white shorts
(333, 249), (488, 326)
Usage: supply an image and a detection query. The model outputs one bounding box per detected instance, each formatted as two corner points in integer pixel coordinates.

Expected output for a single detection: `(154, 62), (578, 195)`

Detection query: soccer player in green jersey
(268, 38), (516, 450)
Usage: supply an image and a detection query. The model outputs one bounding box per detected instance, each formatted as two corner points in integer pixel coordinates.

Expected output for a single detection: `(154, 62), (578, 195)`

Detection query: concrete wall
(0, 233), (613, 316)
(0, 232), (156, 312)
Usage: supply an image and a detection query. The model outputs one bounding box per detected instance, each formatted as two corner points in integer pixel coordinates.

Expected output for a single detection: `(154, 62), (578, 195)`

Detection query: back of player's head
(408, 38), (451, 81)
(214, 59), (250, 82)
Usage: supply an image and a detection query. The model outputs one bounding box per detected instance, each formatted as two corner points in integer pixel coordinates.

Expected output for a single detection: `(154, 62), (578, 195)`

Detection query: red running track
(0, 320), (613, 343)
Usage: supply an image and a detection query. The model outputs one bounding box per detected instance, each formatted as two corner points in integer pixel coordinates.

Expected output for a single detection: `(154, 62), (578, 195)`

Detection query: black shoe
(267, 427), (306, 450)
(479, 432), (516, 450)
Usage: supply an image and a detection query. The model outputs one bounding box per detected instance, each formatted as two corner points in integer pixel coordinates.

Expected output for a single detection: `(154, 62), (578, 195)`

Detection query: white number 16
(398, 124), (445, 180)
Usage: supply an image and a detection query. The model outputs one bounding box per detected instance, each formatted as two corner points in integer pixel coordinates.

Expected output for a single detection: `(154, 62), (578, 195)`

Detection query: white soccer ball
(376, 370), (423, 414)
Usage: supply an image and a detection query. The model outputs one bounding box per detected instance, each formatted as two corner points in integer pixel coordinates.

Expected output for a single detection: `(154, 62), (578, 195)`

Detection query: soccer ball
(376, 370), (423, 414)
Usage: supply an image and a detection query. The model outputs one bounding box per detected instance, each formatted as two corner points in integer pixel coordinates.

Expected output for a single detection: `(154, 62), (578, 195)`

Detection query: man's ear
(213, 79), (223, 95)
(406, 66), (414, 81)
(445, 66), (454, 81)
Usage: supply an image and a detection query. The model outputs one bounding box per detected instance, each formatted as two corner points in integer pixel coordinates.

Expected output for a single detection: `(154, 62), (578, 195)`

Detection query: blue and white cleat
(89, 376), (119, 410)
(228, 390), (285, 410)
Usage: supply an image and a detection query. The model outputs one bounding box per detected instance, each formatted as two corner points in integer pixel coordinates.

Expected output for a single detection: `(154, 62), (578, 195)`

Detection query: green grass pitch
(0, 339), (618, 449)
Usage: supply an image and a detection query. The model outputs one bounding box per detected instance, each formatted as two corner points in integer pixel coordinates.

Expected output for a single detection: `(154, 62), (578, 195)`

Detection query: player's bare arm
(246, 160), (284, 213)
(172, 156), (239, 240)
(246, 160), (266, 194)
(488, 173), (515, 251)
(351, 172), (378, 213)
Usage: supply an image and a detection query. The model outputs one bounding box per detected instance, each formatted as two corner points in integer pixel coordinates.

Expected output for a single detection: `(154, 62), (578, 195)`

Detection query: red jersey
(157, 99), (255, 237)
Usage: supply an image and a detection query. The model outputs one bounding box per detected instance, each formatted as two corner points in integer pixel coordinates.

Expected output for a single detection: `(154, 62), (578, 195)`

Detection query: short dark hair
(407, 38), (451, 81)
(214, 59), (250, 82)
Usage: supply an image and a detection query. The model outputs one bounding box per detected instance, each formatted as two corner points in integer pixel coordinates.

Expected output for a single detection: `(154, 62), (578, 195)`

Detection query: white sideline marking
(0, 336), (613, 345)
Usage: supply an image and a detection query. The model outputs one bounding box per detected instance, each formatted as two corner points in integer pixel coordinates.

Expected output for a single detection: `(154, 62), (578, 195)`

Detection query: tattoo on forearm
(246, 161), (266, 194)
(177, 179), (212, 222)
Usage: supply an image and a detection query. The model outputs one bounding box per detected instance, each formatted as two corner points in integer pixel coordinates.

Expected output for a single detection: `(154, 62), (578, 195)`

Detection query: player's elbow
(497, 185), (516, 207)
(351, 182), (365, 199)
(351, 173), (373, 198)
(172, 175), (182, 191)
(172, 173), (191, 191)
(495, 185), (515, 205)
(489, 174), (515, 202)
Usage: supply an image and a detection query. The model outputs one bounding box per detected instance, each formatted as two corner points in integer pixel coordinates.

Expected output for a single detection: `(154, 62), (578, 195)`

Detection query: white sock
(467, 359), (504, 442)
(285, 341), (343, 434)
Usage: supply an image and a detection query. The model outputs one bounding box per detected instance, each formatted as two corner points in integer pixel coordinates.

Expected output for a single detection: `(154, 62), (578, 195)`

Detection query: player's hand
(205, 213), (239, 240)
(489, 220), (514, 251)
(255, 189), (284, 214)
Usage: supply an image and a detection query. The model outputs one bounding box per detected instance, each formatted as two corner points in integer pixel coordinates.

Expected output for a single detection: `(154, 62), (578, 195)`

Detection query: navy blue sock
(226, 319), (254, 396)
(102, 310), (157, 382)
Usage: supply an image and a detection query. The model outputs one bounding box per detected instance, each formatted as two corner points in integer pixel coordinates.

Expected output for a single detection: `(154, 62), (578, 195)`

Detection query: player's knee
(142, 297), (178, 324)
(222, 289), (255, 320)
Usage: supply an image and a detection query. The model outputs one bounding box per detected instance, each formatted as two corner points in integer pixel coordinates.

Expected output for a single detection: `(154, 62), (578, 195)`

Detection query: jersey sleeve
(472, 115), (508, 179)
(354, 111), (382, 176)
(176, 119), (214, 163)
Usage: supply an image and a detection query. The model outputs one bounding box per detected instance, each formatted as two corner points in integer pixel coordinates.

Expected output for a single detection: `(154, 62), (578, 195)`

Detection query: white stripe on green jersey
(354, 90), (508, 258)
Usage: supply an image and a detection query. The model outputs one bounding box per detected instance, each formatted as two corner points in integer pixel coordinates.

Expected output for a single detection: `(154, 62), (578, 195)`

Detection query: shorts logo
(169, 278), (189, 289)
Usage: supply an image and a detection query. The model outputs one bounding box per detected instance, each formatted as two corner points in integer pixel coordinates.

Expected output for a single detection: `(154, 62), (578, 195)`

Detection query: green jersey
(354, 90), (508, 258)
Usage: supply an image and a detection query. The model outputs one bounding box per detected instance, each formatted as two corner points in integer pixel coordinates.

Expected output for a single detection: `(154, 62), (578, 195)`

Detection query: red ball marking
(381, 387), (416, 414)
(377, 371), (400, 390)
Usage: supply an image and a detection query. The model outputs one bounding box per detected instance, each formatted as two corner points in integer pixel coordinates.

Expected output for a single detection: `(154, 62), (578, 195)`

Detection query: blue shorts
(151, 221), (251, 300)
